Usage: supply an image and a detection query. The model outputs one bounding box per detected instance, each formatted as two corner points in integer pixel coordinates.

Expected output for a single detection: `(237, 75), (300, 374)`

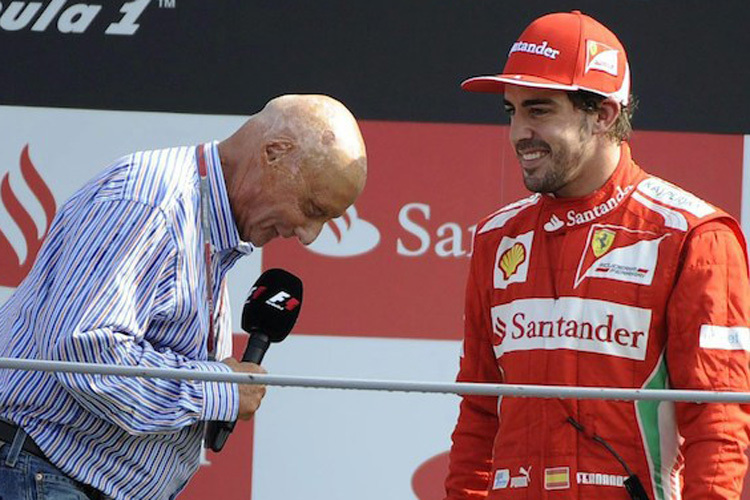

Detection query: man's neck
(554, 141), (622, 198)
(216, 140), (233, 189)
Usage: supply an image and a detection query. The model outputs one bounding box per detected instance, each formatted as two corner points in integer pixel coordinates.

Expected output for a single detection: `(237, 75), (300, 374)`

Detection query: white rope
(0, 357), (748, 403)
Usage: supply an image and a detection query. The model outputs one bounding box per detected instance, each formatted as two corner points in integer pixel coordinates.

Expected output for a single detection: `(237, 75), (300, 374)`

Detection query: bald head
(260, 95), (365, 161)
(218, 94), (368, 247)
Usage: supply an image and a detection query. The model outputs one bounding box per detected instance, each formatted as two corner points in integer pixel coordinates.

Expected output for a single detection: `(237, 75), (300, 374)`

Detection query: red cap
(462, 11), (630, 105)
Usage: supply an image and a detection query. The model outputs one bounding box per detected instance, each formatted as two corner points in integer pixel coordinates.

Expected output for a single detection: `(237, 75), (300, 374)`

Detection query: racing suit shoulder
(628, 173), (747, 262)
(475, 194), (541, 237)
(630, 174), (733, 231)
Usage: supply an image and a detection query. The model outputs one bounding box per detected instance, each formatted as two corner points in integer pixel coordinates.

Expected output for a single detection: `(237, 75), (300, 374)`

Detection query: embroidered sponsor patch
(493, 469), (510, 489)
(544, 185), (632, 232)
(490, 297), (651, 360)
(574, 224), (667, 288)
(493, 231), (534, 289)
(544, 214), (564, 232)
(585, 40), (619, 76)
(577, 472), (627, 486)
(545, 467), (570, 490)
(498, 243), (526, 280)
(510, 466), (532, 488)
(637, 178), (715, 218)
(699, 325), (750, 351)
(509, 39), (560, 60)
(591, 228), (616, 257)
(632, 192), (688, 231)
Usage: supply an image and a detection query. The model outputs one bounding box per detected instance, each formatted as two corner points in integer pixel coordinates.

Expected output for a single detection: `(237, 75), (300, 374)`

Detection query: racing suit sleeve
(444, 242), (503, 500)
(666, 219), (750, 499)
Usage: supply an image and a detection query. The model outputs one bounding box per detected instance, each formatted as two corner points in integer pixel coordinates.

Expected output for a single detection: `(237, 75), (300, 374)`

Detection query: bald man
(0, 94), (367, 500)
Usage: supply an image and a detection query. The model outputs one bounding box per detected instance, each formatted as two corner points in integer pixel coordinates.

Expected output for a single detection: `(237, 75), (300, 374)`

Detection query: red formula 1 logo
(265, 291), (301, 311)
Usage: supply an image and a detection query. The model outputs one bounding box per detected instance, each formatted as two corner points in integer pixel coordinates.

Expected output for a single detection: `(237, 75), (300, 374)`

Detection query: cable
(567, 417), (650, 500)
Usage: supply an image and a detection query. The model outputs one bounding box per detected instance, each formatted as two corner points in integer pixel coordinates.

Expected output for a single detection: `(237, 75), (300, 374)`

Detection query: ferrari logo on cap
(585, 40), (619, 76)
(591, 228), (616, 258)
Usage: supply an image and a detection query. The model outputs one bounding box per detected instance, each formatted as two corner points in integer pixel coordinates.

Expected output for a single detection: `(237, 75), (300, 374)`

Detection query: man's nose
(296, 220), (325, 246)
(509, 115), (534, 146)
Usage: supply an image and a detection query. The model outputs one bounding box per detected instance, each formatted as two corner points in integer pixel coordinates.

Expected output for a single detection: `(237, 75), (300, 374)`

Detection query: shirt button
(35, 472), (44, 481)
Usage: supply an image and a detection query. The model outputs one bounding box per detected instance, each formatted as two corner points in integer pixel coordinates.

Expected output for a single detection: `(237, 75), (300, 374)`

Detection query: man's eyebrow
(502, 98), (556, 108)
(521, 98), (555, 107)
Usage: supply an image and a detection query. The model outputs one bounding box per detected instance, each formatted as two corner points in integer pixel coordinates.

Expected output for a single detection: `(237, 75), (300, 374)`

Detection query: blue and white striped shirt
(0, 142), (251, 500)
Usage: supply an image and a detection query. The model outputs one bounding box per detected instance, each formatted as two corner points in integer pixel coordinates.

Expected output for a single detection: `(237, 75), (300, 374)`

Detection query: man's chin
(522, 172), (563, 194)
(248, 234), (272, 247)
(522, 175), (547, 193)
(247, 228), (281, 247)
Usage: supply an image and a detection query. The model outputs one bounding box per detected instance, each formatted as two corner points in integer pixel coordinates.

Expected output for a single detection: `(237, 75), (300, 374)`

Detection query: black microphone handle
(242, 331), (270, 364)
(205, 331), (270, 453)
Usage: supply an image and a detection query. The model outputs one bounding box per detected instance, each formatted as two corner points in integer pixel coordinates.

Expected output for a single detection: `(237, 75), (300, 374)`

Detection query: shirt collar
(199, 141), (253, 256)
(539, 143), (646, 233)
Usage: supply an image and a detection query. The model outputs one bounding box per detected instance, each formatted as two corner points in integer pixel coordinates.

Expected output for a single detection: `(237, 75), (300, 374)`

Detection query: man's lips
(517, 148), (550, 170)
(516, 140), (551, 165)
(518, 150), (549, 161)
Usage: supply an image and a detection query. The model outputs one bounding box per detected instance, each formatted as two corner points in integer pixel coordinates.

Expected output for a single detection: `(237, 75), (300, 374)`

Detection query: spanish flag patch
(544, 467), (570, 490)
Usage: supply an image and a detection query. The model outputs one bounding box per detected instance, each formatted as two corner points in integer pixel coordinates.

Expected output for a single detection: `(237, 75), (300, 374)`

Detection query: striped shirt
(0, 142), (251, 500)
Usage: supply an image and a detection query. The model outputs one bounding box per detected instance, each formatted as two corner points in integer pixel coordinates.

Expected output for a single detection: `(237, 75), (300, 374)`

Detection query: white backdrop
(254, 336), (459, 500)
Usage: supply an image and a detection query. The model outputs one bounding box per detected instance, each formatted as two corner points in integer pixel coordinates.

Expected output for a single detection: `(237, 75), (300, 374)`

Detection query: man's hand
(222, 358), (267, 420)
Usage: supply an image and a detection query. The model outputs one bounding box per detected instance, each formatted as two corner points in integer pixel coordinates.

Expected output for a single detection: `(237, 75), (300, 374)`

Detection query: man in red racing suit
(445, 10), (750, 500)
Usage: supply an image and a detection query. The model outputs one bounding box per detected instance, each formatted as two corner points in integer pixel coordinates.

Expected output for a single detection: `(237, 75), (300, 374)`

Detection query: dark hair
(566, 90), (636, 142)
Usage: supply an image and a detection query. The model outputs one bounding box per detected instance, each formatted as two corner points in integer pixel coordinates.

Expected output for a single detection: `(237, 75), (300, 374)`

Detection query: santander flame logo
(306, 205), (380, 257)
(0, 145), (56, 288)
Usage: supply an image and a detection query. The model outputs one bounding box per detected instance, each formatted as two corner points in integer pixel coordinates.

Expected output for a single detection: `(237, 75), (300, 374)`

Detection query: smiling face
(504, 86), (599, 197)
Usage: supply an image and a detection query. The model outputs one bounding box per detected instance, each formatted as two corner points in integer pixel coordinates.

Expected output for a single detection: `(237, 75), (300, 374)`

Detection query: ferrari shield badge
(591, 228), (616, 258)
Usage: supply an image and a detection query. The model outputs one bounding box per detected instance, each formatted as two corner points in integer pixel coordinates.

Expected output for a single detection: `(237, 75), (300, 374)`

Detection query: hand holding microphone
(221, 358), (267, 420)
(206, 268), (303, 452)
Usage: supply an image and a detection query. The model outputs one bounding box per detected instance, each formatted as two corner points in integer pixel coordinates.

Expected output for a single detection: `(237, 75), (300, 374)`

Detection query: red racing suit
(445, 144), (750, 500)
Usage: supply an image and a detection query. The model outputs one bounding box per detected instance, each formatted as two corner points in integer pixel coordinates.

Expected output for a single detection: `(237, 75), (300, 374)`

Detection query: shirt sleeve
(39, 198), (239, 435)
(666, 219), (750, 499)
(444, 242), (502, 500)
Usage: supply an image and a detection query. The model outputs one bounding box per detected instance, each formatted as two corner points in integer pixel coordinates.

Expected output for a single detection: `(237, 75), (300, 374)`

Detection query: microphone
(240, 268), (303, 364)
(205, 268), (303, 452)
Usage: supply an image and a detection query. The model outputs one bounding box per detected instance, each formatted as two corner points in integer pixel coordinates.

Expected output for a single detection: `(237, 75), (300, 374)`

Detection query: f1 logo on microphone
(266, 291), (301, 311)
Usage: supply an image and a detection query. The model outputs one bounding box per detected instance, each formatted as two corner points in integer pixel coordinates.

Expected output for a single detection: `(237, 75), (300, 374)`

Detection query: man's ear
(264, 139), (294, 164)
(593, 99), (620, 136)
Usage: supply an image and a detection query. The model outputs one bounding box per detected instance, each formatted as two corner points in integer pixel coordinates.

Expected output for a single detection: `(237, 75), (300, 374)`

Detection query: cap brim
(461, 74), (579, 94)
